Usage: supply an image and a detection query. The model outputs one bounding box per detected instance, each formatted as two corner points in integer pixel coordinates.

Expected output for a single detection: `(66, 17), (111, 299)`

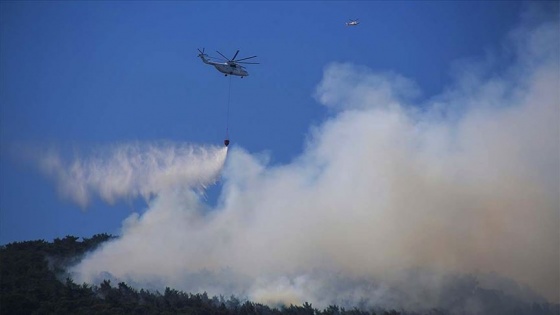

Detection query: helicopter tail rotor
(197, 48), (208, 57)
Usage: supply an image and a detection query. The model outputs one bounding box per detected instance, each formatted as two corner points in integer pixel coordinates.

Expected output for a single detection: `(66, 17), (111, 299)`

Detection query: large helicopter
(197, 48), (259, 78)
(346, 19), (360, 26)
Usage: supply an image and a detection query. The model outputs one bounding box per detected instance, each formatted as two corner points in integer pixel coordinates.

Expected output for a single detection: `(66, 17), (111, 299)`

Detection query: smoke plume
(38, 12), (559, 312)
(39, 142), (227, 207)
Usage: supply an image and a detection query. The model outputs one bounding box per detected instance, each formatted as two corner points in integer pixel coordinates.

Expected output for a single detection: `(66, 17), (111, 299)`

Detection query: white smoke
(39, 142), (228, 207)
(37, 11), (559, 312)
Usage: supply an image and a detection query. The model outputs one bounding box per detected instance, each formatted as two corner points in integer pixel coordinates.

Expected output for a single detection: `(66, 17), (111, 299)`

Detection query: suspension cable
(224, 75), (232, 146)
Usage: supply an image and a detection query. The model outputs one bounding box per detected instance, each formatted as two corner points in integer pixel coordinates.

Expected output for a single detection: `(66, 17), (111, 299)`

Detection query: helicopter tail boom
(197, 48), (211, 64)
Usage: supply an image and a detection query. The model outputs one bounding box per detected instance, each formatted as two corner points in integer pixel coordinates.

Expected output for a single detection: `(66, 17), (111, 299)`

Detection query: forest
(0, 235), (558, 315)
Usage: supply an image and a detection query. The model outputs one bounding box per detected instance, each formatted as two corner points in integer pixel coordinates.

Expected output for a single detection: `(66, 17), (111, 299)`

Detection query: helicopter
(346, 19), (360, 26)
(197, 48), (259, 78)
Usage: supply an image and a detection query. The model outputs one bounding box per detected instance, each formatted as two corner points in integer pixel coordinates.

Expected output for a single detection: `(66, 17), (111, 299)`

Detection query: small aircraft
(197, 48), (258, 78)
(346, 19), (360, 26)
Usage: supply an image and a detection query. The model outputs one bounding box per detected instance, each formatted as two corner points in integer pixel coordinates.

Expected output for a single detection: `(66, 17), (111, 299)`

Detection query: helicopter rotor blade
(235, 55), (257, 62)
(216, 50), (230, 61)
(236, 61), (259, 65)
(231, 50), (240, 61)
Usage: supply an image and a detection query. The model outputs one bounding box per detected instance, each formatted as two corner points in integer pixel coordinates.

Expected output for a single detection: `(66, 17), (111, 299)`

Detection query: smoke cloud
(38, 12), (558, 312)
(39, 142), (228, 207)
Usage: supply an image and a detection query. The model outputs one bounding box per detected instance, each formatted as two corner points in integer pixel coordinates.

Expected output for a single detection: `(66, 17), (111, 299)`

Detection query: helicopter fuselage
(213, 63), (249, 77)
(199, 54), (249, 77)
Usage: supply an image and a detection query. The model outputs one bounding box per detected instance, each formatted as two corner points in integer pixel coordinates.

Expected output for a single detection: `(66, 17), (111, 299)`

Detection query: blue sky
(0, 1), (538, 244)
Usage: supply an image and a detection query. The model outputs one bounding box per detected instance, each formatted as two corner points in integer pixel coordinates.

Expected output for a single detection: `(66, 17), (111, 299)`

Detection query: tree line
(1, 234), (558, 314)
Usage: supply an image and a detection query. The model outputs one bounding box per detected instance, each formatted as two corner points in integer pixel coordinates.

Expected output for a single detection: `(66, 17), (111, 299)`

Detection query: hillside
(0, 235), (407, 314)
(1, 235), (558, 315)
